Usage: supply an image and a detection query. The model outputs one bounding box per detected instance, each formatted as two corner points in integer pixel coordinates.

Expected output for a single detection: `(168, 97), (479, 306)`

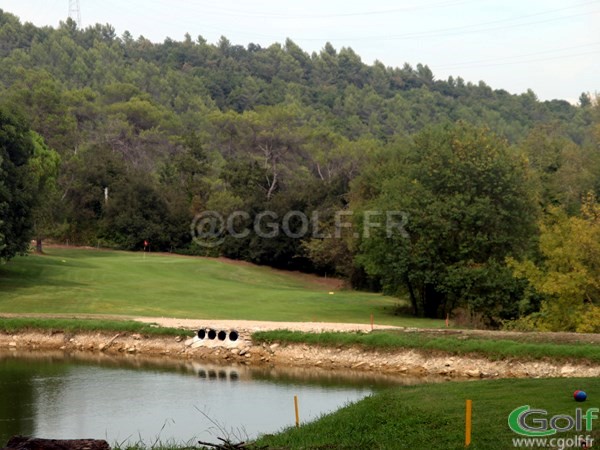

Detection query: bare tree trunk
(266, 170), (278, 200)
(405, 275), (419, 316)
(316, 163), (325, 181)
(35, 238), (43, 254)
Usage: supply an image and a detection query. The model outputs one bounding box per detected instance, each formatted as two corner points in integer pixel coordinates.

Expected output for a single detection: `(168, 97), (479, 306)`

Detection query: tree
(353, 122), (538, 320)
(243, 103), (307, 200)
(579, 92), (592, 108)
(508, 198), (600, 332)
(28, 132), (61, 253)
(0, 107), (35, 262)
(521, 124), (599, 213)
(100, 172), (180, 250)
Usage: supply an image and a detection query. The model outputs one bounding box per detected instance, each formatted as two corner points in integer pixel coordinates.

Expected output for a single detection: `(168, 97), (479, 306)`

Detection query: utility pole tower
(68, 0), (82, 28)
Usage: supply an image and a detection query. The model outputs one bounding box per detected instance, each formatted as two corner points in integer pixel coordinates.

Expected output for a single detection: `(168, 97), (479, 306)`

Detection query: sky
(2, 0), (599, 102)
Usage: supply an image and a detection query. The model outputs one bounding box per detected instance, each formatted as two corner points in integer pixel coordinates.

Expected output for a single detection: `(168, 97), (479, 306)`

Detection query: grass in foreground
(255, 377), (600, 449)
(253, 329), (600, 362)
(0, 248), (443, 328)
(0, 317), (191, 337)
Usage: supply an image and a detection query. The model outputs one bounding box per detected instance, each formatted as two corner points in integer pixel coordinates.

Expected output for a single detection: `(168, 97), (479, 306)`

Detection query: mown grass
(0, 248), (443, 328)
(253, 329), (600, 362)
(255, 377), (600, 449)
(0, 317), (191, 337)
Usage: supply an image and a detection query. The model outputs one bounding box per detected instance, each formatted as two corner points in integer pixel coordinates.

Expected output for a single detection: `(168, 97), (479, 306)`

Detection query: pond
(0, 351), (434, 446)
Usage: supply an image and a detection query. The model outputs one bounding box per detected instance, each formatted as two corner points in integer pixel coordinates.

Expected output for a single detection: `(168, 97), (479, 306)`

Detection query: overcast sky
(2, 0), (599, 102)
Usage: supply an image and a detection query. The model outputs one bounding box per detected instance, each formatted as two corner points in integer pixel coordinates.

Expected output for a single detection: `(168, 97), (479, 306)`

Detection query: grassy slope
(256, 377), (600, 450)
(0, 317), (191, 336)
(0, 248), (442, 327)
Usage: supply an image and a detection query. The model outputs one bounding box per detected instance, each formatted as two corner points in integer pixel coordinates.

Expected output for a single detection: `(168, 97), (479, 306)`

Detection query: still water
(0, 351), (424, 446)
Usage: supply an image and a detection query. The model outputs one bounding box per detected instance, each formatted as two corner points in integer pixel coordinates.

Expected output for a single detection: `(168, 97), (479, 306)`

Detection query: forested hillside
(1, 10), (599, 327)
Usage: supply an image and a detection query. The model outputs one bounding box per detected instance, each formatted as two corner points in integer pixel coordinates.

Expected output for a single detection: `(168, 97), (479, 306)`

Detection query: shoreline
(1, 330), (599, 379)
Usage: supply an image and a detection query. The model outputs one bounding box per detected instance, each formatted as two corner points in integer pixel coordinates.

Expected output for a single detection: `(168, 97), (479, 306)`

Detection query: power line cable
(435, 41), (600, 70)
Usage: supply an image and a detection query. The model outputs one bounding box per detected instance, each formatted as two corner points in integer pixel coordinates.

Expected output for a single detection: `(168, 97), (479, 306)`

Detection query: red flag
(144, 240), (149, 247)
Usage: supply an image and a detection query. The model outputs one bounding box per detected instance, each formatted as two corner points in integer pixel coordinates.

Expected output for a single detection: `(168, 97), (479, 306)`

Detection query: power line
(435, 41), (600, 70)
(293, 2), (600, 42)
(177, 0), (478, 20)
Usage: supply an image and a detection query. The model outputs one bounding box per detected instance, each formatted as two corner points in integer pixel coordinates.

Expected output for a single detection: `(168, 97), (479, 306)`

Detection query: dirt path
(134, 317), (397, 333)
(4, 312), (600, 344)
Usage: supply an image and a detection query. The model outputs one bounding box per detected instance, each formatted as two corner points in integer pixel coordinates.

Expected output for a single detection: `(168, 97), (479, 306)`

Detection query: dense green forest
(0, 10), (599, 329)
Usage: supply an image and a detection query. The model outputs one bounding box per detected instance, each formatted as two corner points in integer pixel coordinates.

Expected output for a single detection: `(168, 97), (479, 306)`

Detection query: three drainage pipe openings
(197, 328), (240, 342)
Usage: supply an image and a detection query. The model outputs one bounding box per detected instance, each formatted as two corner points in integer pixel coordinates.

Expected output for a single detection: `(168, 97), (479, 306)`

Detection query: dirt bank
(1, 330), (599, 380)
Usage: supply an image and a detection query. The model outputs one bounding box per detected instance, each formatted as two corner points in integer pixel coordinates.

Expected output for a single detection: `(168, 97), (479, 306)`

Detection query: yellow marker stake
(465, 399), (472, 447)
(294, 395), (300, 427)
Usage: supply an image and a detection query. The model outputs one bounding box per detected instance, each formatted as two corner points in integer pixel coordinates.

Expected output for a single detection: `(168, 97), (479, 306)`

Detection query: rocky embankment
(1, 330), (599, 379)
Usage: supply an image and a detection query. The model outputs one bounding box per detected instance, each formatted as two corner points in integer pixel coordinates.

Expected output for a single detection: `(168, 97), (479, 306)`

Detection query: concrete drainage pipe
(197, 328), (240, 343)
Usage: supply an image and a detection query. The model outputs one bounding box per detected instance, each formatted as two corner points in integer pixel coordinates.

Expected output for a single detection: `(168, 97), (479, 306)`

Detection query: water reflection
(0, 350), (437, 446)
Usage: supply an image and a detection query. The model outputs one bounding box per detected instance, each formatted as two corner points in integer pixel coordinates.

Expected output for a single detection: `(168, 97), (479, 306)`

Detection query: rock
(245, 353), (252, 358)
(560, 365), (577, 376)
(191, 340), (204, 349)
(8, 342), (16, 347)
(230, 349), (239, 355)
(99, 343), (106, 352)
(269, 343), (280, 351)
(352, 361), (366, 369)
(174, 336), (182, 342)
(466, 369), (482, 378)
(239, 349), (247, 356)
(132, 333), (142, 340)
(127, 347), (136, 353)
(407, 366), (426, 375)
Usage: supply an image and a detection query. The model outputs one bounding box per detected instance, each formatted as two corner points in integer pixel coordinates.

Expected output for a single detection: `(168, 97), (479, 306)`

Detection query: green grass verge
(255, 377), (600, 449)
(0, 248), (443, 328)
(0, 317), (191, 337)
(253, 330), (600, 363)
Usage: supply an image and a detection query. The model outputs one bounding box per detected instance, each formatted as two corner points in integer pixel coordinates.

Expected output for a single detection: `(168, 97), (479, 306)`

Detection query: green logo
(508, 405), (599, 437)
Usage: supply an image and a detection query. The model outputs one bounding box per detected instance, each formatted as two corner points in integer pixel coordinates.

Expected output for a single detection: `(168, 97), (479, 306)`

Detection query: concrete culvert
(229, 330), (239, 342)
(217, 330), (227, 341)
(207, 329), (217, 340)
(198, 329), (206, 340)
